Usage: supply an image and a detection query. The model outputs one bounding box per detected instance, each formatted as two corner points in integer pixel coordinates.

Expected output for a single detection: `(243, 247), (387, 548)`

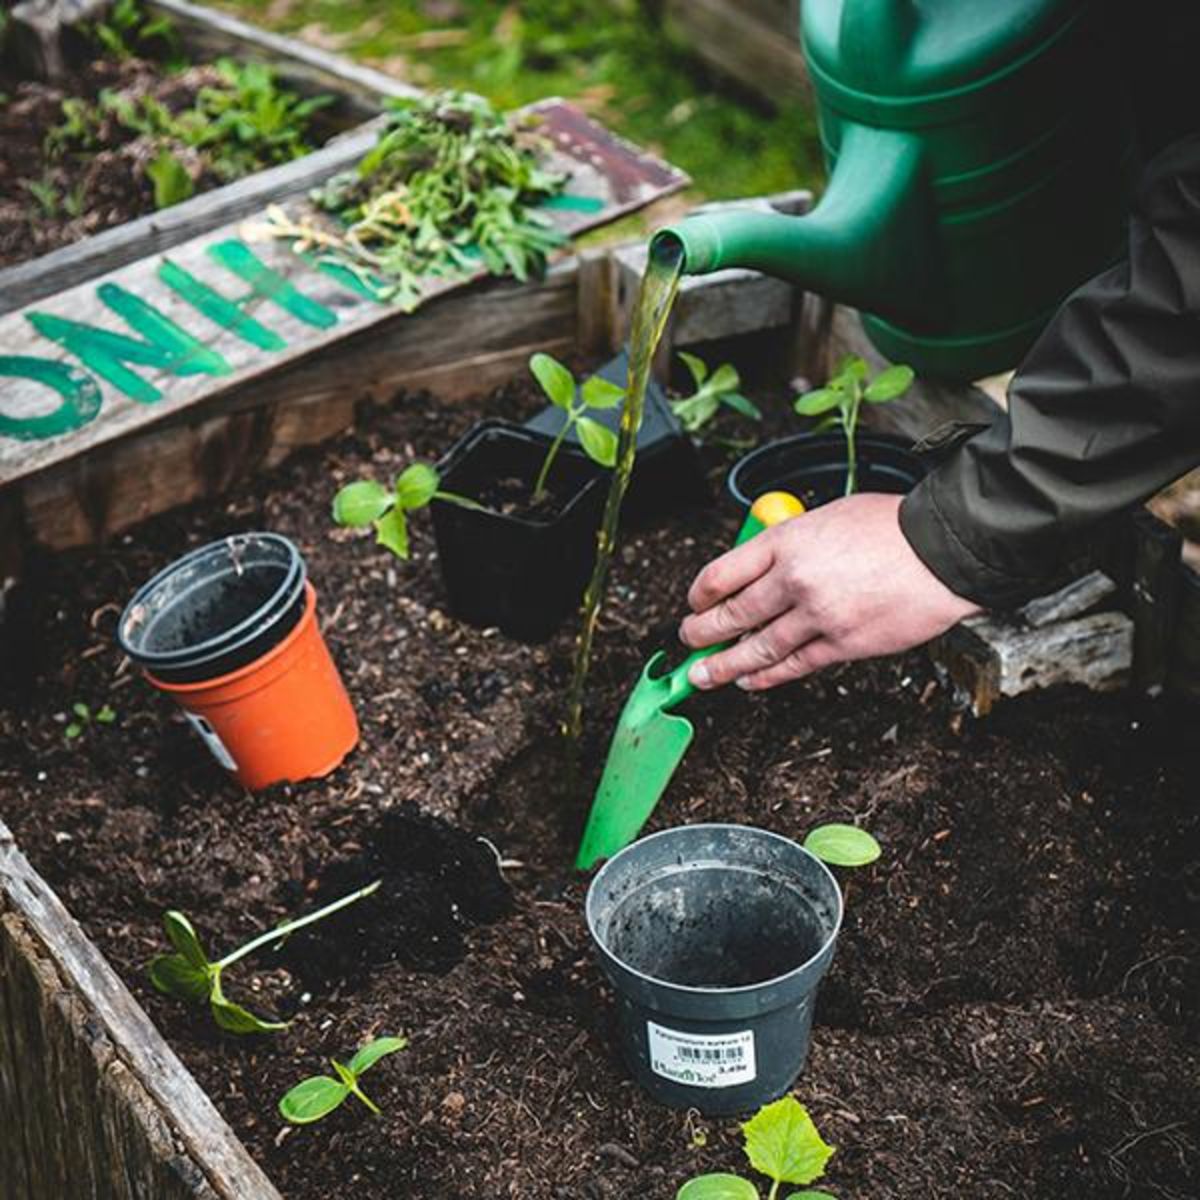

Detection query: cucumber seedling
(149, 881), (379, 1033)
(677, 1095), (837, 1200)
(64, 700), (116, 740)
(279, 1036), (408, 1124)
(793, 356), (914, 495)
(670, 352), (761, 439)
(332, 462), (482, 560)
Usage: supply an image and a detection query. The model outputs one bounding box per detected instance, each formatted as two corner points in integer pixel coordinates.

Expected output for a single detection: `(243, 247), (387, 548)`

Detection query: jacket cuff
(898, 472), (1049, 611)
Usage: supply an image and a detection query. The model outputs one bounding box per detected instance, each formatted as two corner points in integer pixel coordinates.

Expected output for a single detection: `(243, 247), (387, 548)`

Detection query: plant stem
(563, 242), (682, 747)
(532, 413), (575, 501)
(843, 390), (860, 497)
(768, 1182), (780, 1200)
(433, 489), (488, 512)
(350, 1081), (381, 1115)
(217, 880), (381, 970)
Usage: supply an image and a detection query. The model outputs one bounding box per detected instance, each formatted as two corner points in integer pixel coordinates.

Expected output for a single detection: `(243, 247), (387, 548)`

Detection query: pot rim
(434, 417), (605, 531)
(585, 822), (845, 999)
(118, 532), (305, 670)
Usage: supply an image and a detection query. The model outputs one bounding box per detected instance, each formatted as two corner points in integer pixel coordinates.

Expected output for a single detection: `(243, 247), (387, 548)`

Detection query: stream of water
(564, 236), (684, 745)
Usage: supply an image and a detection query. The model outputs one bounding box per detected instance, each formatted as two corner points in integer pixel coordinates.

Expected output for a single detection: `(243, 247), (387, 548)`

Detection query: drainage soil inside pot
(607, 867), (828, 988)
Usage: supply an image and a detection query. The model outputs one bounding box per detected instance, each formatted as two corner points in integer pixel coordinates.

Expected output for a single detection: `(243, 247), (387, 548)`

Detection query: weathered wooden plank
(1131, 508), (1184, 695)
(1019, 569), (1116, 628)
(933, 609), (1133, 717)
(663, 0), (809, 107)
(0, 120), (387, 318)
(0, 819), (279, 1199)
(0, 100), (687, 495)
(147, 0), (419, 113)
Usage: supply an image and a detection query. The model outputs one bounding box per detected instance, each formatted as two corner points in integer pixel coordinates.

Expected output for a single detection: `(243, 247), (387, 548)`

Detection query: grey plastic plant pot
(585, 824), (843, 1116)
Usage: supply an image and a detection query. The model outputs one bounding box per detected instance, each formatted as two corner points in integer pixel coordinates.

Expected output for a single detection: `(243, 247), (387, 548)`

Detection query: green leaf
(576, 416), (618, 468)
(95, 704), (116, 723)
(332, 480), (392, 527)
(671, 393), (718, 434)
(678, 350), (709, 388)
(743, 1097), (836, 1187)
(148, 954), (212, 1003)
(373, 508), (410, 559)
(211, 994), (287, 1034)
(787, 1193), (838, 1199)
(677, 1174), (759, 1200)
(529, 352), (575, 410)
(721, 392), (762, 421)
(580, 375), (625, 410)
(864, 364), (914, 403)
(146, 149), (194, 209)
(793, 389), (844, 417)
(803, 824), (882, 868)
(65, 723), (83, 739)
(394, 462), (439, 509)
(707, 363), (740, 394)
(279, 1075), (349, 1124)
(810, 414), (842, 435)
(163, 911), (210, 971)
(347, 1035), (408, 1077)
(834, 355), (868, 383)
(72, 701), (90, 719)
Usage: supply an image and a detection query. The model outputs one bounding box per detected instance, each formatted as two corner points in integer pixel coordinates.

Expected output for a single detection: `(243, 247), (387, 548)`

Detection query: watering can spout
(652, 124), (941, 330)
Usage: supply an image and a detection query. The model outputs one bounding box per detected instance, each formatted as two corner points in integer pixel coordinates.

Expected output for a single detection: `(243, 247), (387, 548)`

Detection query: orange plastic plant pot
(148, 583), (358, 790)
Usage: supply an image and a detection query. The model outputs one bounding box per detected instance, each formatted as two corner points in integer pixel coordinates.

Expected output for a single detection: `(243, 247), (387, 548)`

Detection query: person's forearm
(901, 134), (1200, 609)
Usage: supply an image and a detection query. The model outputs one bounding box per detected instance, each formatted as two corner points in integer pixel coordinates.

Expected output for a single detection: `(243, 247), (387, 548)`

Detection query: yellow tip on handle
(750, 491), (806, 527)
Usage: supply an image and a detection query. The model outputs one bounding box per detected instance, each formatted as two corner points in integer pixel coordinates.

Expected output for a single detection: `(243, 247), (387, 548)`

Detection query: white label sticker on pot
(647, 1021), (756, 1089)
(184, 713), (237, 772)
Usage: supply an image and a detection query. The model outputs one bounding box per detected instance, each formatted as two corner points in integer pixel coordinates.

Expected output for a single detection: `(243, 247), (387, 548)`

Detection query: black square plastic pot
(523, 349), (708, 522)
(431, 419), (605, 643)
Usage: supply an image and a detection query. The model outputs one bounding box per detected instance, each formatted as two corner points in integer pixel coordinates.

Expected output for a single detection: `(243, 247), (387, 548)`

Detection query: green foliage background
(214, 0), (824, 202)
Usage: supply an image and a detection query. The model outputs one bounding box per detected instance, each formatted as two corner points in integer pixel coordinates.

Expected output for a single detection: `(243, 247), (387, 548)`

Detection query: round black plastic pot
(432, 419), (605, 643)
(117, 532), (307, 684)
(586, 824), (843, 1116)
(727, 431), (926, 509)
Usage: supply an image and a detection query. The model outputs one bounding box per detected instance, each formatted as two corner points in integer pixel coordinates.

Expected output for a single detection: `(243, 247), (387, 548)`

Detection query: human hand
(678, 493), (981, 691)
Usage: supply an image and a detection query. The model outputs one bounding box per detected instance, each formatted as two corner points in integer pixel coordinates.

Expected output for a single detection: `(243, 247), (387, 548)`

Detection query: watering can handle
(664, 491), (805, 706)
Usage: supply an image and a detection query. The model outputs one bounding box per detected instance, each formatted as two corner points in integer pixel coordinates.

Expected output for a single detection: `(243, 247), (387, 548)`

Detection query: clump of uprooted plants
(249, 88), (566, 308)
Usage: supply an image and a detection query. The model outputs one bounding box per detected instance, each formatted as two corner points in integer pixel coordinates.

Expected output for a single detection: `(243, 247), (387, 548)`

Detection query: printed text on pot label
(646, 1022), (756, 1088)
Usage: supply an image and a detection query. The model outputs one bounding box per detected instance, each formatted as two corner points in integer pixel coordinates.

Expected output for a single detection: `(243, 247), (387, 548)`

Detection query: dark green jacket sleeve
(899, 135), (1200, 608)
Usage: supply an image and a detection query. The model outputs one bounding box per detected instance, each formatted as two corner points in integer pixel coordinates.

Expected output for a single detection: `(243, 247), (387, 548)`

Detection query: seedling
(332, 462), (482, 560)
(671, 352), (761, 437)
(677, 1096), (837, 1200)
(793, 356), (914, 495)
(65, 701), (116, 740)
(148, 881), (379, 1033)
(529, 352), (623, 498)
(802, 823), (881, 869)
(279, 1036), (408, 1124)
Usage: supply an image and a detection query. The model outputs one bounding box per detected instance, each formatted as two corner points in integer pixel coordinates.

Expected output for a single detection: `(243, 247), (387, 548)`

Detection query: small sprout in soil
(148, 881), (380, 1034)
(279, 1035), (408, 1124)
(671, 352), (762, 437)
(332, 462), (481, 560)
(803, 823), (881, 869)
(529, 352), (624, 498)
(87, 0), (178, 63)
(793, 356), (914, 495)
(678, 1096), (837, 1200)
(146, 148), (194, 208)
(65, 701), (116, 740)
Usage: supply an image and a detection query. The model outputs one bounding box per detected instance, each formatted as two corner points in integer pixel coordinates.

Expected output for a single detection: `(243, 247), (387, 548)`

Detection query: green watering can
(653, 0), (1137, 381)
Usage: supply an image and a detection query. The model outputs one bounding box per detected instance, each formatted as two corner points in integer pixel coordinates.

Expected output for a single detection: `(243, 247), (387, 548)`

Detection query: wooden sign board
(0, 101), (687, 491)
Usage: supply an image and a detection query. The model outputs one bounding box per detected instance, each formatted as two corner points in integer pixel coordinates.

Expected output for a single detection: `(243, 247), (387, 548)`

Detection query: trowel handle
(664, 491), (806, 705)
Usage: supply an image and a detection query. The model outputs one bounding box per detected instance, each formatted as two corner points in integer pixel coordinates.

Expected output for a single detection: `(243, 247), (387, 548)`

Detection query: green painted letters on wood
(157, 259), (287, 352)
(27, 283), (231, 404)
(207, 240), (338, 329)
(0, 356), (103, 440)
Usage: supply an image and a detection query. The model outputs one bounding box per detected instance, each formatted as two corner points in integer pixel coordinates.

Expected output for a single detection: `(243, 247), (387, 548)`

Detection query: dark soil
(474, 474), (571, 521)
(1, 378), (1198, 1200)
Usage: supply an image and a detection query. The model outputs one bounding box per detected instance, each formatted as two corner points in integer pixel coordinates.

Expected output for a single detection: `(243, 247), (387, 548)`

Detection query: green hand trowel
(575, 490), (806, 870)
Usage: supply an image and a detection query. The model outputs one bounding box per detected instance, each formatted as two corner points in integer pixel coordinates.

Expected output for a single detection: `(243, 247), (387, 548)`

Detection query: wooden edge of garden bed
(0, 0), (424, 317)
(0, 817), (282, 1200)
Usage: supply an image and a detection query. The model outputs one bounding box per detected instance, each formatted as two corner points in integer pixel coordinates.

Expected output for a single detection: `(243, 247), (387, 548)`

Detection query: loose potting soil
(1, 377), (1198, 1199)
